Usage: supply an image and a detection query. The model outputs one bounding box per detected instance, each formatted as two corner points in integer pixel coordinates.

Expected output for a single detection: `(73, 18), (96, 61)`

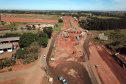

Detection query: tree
(14, 28), (17, 31)
(38, 31), (48, 38)
(58, 19), (63, 23)
(1, 21), (6, 27)
(18, 33), (37, 48)
(27, 26), (32, 30)
(21, 27), (24, 31)
(38, 37), (48, 47)
(10, 27), (14, 32)
(32, 25), (36, 30)
(43, 27), (53, 38)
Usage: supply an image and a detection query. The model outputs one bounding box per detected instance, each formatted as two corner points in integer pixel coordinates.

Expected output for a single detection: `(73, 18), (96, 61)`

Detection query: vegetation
(43, 27), (53, 38)
(19, 33), (36, 48)
(0, 33), (21, 38)
(79, 17), (126, 30)
(58, 19), (63, 23)
(91, 30), (126, 54)
(16, 42), (39, 64)
(8, 80), (23, 84)
(53, 23), (63, 31)
(0, 22), (22, 29)
(0, 58), (16, 69)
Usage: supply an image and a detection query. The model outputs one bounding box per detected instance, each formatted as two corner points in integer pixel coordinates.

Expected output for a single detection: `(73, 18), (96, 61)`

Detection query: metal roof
(0, 37), (20, 42)
(0, 43), (13, 49)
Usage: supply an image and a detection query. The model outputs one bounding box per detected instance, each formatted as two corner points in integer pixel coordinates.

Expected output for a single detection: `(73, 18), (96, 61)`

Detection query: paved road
(0, 39), (53, 84)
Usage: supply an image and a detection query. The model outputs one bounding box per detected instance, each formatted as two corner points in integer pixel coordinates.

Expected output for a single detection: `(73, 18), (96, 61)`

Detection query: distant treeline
(79, 18), (126, 30)
(91, 12), (126, 18)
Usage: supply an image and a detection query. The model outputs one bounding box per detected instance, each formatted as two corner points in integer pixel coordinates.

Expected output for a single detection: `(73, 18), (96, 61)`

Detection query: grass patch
(53, 23), (63, 31)
(0, 70), (6, 73)
(8, 81), (23, 84)
(0, 22), (23, 29)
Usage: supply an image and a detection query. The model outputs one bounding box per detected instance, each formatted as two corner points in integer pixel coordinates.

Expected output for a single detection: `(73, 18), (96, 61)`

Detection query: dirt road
(96, 43), (126, 84)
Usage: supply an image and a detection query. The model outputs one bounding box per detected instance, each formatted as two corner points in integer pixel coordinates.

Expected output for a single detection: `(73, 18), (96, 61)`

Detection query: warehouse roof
(0, 43), (13, 49)
(0, 37), (20, 42)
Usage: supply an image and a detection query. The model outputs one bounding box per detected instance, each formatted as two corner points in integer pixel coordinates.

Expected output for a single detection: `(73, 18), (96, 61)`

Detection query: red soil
(1, 18), (58, 23)
(0, 78), (25, 84)
(61, 16), (70, 30)
(0, 28), (9, 31)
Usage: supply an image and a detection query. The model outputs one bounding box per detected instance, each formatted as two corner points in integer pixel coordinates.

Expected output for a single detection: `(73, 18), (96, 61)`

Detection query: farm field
(1, 14), (61, 20)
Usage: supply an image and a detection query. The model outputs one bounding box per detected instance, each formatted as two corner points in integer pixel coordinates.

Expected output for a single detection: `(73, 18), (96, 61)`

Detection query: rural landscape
(0, 0), (126, 84)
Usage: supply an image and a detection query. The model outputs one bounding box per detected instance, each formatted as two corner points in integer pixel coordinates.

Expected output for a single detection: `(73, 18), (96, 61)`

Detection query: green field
(90, 29), (126, 44)
(0, 22), (23, 28)
(53, 23), (63, 31)
(7, 14), (61, 20)
(8, 80), (23, 84)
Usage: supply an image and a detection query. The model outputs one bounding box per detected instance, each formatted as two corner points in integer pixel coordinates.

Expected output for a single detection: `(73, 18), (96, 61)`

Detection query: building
(99, 33), (108, 41)
(0, 37), (20, 43)
(27, 23), (55, 29)
(0, 43), (13, 53)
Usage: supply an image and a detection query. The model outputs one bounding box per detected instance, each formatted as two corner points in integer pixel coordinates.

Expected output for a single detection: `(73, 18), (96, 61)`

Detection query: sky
(0, 0), (126, 11)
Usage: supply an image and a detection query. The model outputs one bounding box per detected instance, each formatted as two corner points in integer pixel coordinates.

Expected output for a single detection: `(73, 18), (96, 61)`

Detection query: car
(96, 46), (101, 49)
(43, 55), (46, 58)
(58, 77), (67, 84)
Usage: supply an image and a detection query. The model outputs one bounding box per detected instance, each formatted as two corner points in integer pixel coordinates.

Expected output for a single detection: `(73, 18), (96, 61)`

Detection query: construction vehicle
(114, 53), (126, 70)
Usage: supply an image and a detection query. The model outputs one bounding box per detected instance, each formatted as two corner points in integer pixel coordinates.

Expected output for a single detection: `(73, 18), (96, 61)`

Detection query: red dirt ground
(0, 28), (9, 31)
(0, 78), (25, 84)
(94, 42), (126, 84)
(89, 41), (126, 84)
(1, 18), (58, 23)
(61, 16), (70, 30)
(48, 17), (92, 84)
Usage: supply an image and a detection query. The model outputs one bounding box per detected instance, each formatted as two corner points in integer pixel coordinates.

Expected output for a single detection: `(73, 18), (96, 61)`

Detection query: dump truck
(114, 53), (126, 70)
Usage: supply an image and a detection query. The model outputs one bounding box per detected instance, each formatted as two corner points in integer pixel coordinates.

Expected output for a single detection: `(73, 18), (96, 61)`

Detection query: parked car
(58, 77), (67, 84)
(43, 55), (46, 58)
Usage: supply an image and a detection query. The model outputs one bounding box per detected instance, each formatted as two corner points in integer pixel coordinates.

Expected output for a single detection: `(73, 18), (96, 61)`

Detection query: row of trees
(79, 18), (126, 30)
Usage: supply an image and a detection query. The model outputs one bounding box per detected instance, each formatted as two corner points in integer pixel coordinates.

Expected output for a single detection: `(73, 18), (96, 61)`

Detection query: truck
(114, 53), (126, 70)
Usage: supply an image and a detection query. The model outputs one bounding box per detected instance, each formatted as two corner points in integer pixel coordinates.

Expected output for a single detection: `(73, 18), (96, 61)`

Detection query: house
(27, 23), (55, 29)
(99, 33), (108, 40)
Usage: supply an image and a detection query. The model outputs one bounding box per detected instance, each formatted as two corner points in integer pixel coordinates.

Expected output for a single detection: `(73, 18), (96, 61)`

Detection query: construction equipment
(114, 53), (126, 70)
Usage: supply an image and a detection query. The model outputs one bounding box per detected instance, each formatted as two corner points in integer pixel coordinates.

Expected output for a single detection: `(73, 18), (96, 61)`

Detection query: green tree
(1, 21), (6, 27)
(18, 33), (37, 48)
(32, 25), (36, 30)
(0, 61), (3, 69)
(43, 27), (53, 38)
(21, 27), (24, 31)
(10, 27), (14, 32)
(38, 31), (48, 38)
(38, 37), (48, 47)
(15, 48), (27, 59)
(58, 19), (63, 23)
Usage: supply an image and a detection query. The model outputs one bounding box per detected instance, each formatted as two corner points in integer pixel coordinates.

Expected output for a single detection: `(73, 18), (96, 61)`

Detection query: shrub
(8, 68), (12, 71)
